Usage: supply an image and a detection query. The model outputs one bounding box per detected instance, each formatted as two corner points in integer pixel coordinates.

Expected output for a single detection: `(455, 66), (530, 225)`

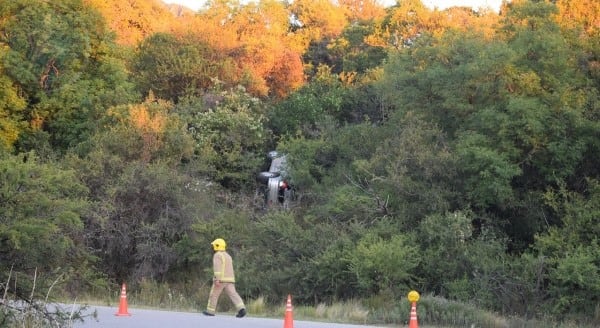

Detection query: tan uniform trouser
(206, 281), (245, 314)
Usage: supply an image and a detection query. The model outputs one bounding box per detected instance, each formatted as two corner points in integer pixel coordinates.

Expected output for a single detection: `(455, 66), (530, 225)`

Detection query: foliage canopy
(0, 0), (598, 326)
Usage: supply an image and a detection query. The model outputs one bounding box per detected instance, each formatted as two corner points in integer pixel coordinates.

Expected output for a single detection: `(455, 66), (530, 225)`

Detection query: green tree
(233, 211), (361, 303)
(417, 211), (475, 295)
(533, 180), (600, 317)
(183, 85), (269, 190)
(327, 23), (387, 75)
(268, 65), (350, 138)
(497, 0), (590, 184)
(0, 48), (27, 152)
(131, 33), (226, 102)
(454, 132), (521, 208)
(353, 115), (457, 222)
(66, 97), (210, 284)
(1, 0), (137, 152)
(377, 3), (598, 251)
(0, 152), (93, 294)
(347, 232), (419, 296)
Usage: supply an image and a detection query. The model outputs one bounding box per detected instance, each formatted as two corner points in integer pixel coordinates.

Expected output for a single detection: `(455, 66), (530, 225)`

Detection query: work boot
(236, 308), (246, 318)
(202, 310), (215, 316)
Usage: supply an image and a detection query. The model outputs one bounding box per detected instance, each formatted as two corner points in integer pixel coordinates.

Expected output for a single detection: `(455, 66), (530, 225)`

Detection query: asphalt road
(73, 305), (388, 328)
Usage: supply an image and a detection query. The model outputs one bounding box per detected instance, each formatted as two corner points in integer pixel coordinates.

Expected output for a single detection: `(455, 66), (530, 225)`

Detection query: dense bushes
(1, 0), (598, 326)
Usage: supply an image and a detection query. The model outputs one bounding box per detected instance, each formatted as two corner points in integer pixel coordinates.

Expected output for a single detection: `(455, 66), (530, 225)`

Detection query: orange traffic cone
(115, 283), (132, 316)
(408, 301), (418, 328)
(283, 294), (294, 328)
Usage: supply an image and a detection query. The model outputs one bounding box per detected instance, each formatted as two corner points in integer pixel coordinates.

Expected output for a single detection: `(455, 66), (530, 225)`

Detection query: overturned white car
(257, 151), (293, 209)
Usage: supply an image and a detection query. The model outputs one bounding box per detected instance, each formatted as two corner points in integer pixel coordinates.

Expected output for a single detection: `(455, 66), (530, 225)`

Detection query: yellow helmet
(211, 238), (227, 251)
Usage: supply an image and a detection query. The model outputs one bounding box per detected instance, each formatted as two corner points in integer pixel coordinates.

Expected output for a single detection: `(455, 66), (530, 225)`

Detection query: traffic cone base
(115, 283), (132, 316)
(283, 294), (294, 328)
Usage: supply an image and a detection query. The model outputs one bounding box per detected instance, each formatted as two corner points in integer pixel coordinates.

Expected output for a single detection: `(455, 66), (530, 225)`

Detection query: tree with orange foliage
(187, 0), (305, 98)
(266, 49), (305, 98)
(288, 0), (350, 49)
(338, 0), (387, 23)
(367, 0), (432, 50)
(84, 0), (180, 46)
(555, 0), (600, 37)
(228, 0), (297, 96)
(366, 0), (499, 50)
(441, 7), (499, 39)
(127, 95), (169, 163)
(187, 0), (241, 51)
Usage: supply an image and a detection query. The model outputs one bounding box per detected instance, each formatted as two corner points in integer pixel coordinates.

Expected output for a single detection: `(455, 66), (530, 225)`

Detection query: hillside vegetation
(0, 0), (598, 326)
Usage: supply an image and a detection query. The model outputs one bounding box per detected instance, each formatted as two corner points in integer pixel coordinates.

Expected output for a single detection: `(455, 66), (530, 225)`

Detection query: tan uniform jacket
(213, 250), (236, 283)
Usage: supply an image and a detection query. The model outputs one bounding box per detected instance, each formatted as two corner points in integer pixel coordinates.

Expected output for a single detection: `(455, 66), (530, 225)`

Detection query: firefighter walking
(202, 238), (246, 318)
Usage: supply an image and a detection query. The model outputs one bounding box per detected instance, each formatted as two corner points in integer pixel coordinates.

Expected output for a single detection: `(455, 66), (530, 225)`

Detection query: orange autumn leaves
(85, 0), (386, 98)
(85, 0), (598, 99)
